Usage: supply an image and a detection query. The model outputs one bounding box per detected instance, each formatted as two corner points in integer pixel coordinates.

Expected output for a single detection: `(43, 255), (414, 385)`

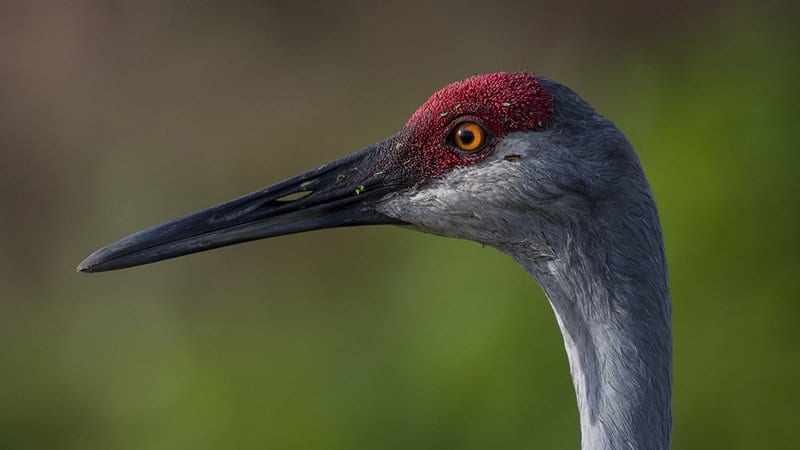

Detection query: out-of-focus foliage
(1, 1), (797, 449)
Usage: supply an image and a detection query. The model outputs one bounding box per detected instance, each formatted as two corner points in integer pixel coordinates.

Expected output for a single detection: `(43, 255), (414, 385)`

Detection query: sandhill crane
(79, 72), (671, 450)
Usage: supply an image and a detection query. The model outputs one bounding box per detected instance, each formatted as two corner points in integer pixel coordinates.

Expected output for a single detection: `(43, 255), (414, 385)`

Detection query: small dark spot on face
(504, 154), (522, 162)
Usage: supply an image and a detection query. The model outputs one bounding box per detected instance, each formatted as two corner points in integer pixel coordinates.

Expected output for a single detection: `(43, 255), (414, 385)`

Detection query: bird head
(79, 72), (641, 272)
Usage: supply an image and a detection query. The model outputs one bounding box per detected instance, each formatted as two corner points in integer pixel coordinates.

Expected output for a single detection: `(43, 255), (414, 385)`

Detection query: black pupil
(457, 128), (475, 145)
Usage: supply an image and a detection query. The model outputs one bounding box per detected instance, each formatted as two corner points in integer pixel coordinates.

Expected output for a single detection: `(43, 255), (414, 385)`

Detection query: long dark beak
(78, 138), (405, 273)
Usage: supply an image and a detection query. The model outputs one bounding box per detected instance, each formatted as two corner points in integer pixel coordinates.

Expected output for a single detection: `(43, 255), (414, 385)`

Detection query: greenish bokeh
(1, 1), (797, 449)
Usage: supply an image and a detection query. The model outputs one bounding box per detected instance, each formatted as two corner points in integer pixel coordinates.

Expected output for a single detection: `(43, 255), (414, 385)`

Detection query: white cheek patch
(376, 135), (541, 234)
(377, 161), (522, 236)
(413, 162), (506, 204)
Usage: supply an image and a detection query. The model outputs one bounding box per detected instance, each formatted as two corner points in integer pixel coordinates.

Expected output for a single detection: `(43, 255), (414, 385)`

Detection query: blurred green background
(1, 1), (798, 449)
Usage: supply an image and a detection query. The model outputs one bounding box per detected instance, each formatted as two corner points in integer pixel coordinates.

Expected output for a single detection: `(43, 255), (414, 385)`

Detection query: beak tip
(76, 258), (94, 273)
(77, 249), (107, 273)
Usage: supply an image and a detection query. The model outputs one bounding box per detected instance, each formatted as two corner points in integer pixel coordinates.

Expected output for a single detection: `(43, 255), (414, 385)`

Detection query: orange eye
(452, 122), (487, 152)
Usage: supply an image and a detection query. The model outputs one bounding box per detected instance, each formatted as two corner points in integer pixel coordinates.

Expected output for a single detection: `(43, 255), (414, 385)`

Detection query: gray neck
(503, 211), (672, 450)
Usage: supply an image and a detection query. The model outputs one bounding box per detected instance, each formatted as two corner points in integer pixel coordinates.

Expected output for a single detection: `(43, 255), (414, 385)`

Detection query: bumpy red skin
(398, 72), (553, 183)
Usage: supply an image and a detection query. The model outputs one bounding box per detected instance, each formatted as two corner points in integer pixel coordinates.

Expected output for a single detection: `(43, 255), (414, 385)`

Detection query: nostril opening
(276, 190), (314, 202)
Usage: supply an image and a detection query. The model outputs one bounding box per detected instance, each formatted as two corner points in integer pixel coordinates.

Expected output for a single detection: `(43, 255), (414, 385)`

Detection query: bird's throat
(505, 219), (672, 450)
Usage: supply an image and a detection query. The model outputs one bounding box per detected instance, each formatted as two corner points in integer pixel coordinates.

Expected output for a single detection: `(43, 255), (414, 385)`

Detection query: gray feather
(378, 77), (672, 450)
